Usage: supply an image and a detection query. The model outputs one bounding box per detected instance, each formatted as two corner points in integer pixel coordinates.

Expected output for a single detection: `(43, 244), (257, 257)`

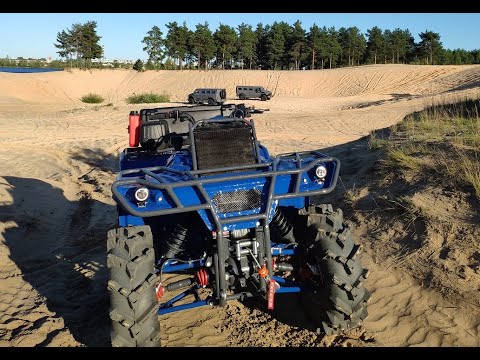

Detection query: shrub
(126, 93), (170, 104)
(80, 93), (104, 103)
(133, 59), (144, 71)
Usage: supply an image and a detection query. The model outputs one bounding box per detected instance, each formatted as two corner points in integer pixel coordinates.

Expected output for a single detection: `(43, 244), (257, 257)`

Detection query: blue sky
(0, 13), (479, 60)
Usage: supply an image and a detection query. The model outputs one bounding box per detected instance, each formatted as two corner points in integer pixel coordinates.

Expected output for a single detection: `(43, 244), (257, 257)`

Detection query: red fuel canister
(128, 111), (140, 147)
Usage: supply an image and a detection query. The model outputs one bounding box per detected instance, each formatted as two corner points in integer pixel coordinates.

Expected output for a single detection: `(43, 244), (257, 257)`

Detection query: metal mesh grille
(213, 189), (262, 213)
(194, 125), (256, 171)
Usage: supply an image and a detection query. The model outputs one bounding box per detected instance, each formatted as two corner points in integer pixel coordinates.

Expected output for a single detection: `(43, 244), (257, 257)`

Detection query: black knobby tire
(234, 110), (245, 118)
(188, 96), (194, 104)
(299, 204), (370, 335)
(239, 93), (246, 100)
(261, 94), (267, 101)
(107, 226), (160, 347)
(207, 98), (215, 105)
(219, 90), (227, 99)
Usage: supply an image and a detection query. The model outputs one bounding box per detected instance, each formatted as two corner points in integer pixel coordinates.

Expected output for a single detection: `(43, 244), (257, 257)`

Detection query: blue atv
(107, 104), (370, 347)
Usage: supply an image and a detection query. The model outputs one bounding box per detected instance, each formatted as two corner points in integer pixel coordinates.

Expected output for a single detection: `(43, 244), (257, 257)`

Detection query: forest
(25, 20), (480, 70)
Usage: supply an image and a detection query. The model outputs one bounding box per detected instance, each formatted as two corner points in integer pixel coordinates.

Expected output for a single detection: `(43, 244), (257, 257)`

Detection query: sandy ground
(0, 65), (479, 347)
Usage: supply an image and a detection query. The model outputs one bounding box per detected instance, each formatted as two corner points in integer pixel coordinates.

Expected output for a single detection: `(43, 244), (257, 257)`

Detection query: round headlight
(315, 165), (327, 179)
(134, 187), (149, 202)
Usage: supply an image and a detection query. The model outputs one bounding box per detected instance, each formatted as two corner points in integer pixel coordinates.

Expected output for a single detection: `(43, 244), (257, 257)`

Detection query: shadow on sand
(0, 136), (382, 346)
(0, 176), (116, 346)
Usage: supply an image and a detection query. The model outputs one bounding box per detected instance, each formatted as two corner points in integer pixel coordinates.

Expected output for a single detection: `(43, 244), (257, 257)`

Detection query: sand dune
(0, 65), (477, 106)
(0, 65), (479, 347)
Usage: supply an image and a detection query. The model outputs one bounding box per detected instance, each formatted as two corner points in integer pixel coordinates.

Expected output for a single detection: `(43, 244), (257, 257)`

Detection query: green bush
(133, 59), (144, 71)
(126, 93), (170, 104)
(80, 93), (104, 104)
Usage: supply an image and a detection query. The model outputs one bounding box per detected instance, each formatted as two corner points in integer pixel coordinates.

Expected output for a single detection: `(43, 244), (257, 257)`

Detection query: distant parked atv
(107, 103), (370, 346)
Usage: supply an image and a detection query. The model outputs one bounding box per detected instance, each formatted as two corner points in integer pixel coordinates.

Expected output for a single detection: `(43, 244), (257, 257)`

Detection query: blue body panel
(120, 150), (173, 171)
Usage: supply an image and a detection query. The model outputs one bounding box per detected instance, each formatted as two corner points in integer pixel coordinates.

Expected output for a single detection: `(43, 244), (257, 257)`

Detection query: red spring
(195, 268), (209, 287)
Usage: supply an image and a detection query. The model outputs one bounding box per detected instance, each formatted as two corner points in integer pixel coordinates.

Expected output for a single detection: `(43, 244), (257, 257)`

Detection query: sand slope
(1, 65), (478, 105)
(0, 65), (479, 347)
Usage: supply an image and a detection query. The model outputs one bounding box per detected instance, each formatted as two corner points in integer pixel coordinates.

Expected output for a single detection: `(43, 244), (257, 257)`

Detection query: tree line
(0, 57), (49, 68)
(52, 20), (480, 70)
(140, 21), (480, 70)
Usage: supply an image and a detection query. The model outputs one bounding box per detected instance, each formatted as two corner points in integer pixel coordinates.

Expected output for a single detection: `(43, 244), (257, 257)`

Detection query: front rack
(112, 150), (340, 224)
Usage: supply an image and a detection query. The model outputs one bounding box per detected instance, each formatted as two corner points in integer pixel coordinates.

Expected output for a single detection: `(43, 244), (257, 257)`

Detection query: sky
(0, 13), (479, 61)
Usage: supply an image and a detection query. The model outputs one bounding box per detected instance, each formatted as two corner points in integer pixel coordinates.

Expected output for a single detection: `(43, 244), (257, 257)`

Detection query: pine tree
(418, 30), (443, 65)
(214, 24), (237, 69)
(307, 24), (322, 70)
(142, 26), (165, 70)
(255, 23), (268, 69)
(288, 20), (306, 70)
(325, 27), (342, 69)
(192, 22), (216, 70)
(54, 21), (102, 68)
(165, 22), (190, 69)
(237, 23), (258, 69)
(54, 30), (74, 67)
(366, 26), (383, 64)
(266, 22), (285, 70)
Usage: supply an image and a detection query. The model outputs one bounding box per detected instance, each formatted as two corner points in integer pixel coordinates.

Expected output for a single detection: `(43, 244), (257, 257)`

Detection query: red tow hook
(268, 280), (277, 310)
(258, 265), (278, 310)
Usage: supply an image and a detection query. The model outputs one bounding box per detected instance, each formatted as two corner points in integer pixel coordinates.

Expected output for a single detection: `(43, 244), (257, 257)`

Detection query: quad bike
(107, 103), (370, 346)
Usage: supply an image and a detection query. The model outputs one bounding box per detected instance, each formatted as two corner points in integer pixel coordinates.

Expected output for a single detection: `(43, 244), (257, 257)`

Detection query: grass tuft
(80, 93), (104, 104)
(369, 96), (480, 199)
(126, 93), (170, 104)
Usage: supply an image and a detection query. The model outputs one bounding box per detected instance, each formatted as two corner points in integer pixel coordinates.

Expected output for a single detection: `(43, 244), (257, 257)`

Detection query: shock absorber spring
(195, 268), (209, 287)
(271, 208), (296, 243)
(161, 222), (189, 259)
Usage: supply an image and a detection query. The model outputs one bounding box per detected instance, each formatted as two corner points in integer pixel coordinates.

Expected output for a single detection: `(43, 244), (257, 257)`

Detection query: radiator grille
(194, 125), (256, 171)
(213, 189), (262, 213)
